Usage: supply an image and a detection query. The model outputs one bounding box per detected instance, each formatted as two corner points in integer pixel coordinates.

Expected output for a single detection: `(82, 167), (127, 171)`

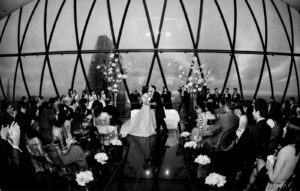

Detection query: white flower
(188, 82), (193, 87)
(110, 54), (114, 58)
(76, 170), (94, 186)
(178, 66), (183, 70)
(113, 84), (118, 88)
(179, 74), (182, 78)
(111, 139), (122, 146)
(107, 86), (112, 91)
(192, 89), (197, 93)
(112, 89), (118, 93)
(122, 74), (128, 79)
(96, 65), (101, 69)
(180, 131), (191, 138)
(111, 63), (116, 67)
(94, 152), (109, 165)
(188, 77), (193, 81)
(194, 155), (211, 165)
(115, 58), (119, 62)
(117, 74), (123, 78)
(184, 141), (197, 149)
(108, 70), (113, 75)
(205, 173), (226, 188)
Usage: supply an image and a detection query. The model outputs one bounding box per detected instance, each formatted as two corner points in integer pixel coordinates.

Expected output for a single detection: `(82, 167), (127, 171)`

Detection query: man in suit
(222, 88), (231, 102)
(289, 97), (297, 118)
(149, 85), (168, 134)
(234, 98), (271, 189)
(231, 88), (241, 103)
(213, 88), (221, 105)
(206, 88), (214, 101)
(203, 101), (239, 150)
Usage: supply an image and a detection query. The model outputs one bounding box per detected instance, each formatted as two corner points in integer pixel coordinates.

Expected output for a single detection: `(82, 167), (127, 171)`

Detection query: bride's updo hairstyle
(142, 86), (148, 94)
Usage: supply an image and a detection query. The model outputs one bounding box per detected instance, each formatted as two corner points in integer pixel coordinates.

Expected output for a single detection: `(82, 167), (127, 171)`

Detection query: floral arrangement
(194, 154), (211, 165)
(110, 139), (122, 146)
(180, 131), (191, 138)
(205, 172), (226, 188)
(98, 53), (130, 94)
(184, 141), (197, 149)
(94, 152), (109, 165)
(76, 170), (94, 186)
(176, 56), (213, 94)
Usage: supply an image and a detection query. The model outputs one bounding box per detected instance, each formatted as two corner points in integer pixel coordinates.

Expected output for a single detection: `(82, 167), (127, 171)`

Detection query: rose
(205, 172), (226, 188)
(180, 131), (191, 138)
(183, 141), (197, 149)
(76, 170), (94, 186)
(94, 152), (108, 165)
(194, 155), (211, 165)
(111, 139), (122, 146)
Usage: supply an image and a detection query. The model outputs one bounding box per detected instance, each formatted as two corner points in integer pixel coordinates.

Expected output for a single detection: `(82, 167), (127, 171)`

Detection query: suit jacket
(232, 93), (241, 102)
(150, 91), (166, 118)
(204, 111), (239, 149)
(235, 119), (271, 165)
(222, 93), (231, 102)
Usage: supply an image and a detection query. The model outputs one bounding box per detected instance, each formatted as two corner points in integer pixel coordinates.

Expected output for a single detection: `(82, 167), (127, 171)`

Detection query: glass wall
(0, 0), (299, 103)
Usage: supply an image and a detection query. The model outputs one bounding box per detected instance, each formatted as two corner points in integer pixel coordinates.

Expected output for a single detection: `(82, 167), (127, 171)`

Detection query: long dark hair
(282, 118), (300, 155)
(142, 86), (148, 94)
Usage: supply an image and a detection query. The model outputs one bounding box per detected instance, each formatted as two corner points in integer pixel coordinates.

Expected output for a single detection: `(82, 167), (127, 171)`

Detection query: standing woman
(161, 86), (172, 109)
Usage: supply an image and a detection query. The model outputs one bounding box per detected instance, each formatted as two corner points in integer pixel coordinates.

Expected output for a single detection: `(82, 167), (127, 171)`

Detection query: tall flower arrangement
(98, 53), (131, 105)
(178, 56), (213, 94)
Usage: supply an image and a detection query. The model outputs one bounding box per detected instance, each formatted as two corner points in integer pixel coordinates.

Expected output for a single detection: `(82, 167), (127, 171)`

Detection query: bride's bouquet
(76, 170), (94, 187)
(94, 152), (109, 165)
(205, 172), (226, 188)
(194, 154), (211, 165)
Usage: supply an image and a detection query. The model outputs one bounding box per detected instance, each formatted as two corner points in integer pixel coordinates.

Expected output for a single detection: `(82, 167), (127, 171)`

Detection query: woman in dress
(120, 86), (156, 137)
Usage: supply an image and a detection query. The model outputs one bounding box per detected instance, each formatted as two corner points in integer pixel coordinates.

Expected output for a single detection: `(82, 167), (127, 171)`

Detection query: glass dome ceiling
(0, 0), (299, 103)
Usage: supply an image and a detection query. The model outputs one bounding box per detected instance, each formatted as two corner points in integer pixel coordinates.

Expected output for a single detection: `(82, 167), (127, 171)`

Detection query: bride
(120, 86), (156, 137)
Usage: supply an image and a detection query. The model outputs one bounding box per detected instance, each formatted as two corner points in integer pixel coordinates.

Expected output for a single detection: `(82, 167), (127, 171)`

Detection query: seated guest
(103, 99), (121, 126)
(191, 104), (205, 142)
(0, 122), (34, 190)
(0, 101), (15, 127)
(203, 101), (239, 150)
(234, 98), (271, 189)
(94, 112), (118, 146)
(234, 103), (248, 141)
(40, 108), (87, 170)
(244, 118), (300, 191)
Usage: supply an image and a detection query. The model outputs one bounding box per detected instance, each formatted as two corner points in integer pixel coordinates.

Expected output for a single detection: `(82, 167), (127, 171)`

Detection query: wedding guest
(232, 88), (241, 103)
(206, 88), (213, 101)
(203, 101), (239, 150)
(191, 104), (205, 142)
(180, 85), (191, 121)
(234, 103), (248, 142)
(40, 107), (87, 170)
(213, 88), (221, 105)
(222, 87), (231, 102)
(0, 101), (15, 127)
(244, 118), (300, 191)
(234, 98), (271, 189)
(161, 86), (173, 109)
(129, 89), (141, 110)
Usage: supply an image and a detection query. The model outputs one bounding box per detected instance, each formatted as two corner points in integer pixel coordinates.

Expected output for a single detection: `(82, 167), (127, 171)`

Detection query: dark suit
(150, 91), (168, 132)
(222, 93), (231, 102)
(232, 93), (241, 102)
(203, 111), (239, 150)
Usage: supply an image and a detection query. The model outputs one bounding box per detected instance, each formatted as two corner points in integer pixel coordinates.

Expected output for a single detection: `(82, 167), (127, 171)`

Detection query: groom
(149, 85), (168, 134)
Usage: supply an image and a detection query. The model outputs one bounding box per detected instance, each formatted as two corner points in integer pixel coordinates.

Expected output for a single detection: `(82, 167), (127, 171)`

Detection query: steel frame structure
(0, 0), (299, 103)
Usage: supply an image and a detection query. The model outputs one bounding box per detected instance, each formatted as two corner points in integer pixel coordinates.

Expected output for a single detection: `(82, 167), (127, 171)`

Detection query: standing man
(222, 87), (231, 102)
(232, 88), (241, 103)
(150, 85), (168, 134)
(213, 88), (221, 105)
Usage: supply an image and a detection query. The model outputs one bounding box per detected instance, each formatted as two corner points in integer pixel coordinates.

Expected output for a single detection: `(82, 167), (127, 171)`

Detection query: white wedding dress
(120, 93), (156, 137)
